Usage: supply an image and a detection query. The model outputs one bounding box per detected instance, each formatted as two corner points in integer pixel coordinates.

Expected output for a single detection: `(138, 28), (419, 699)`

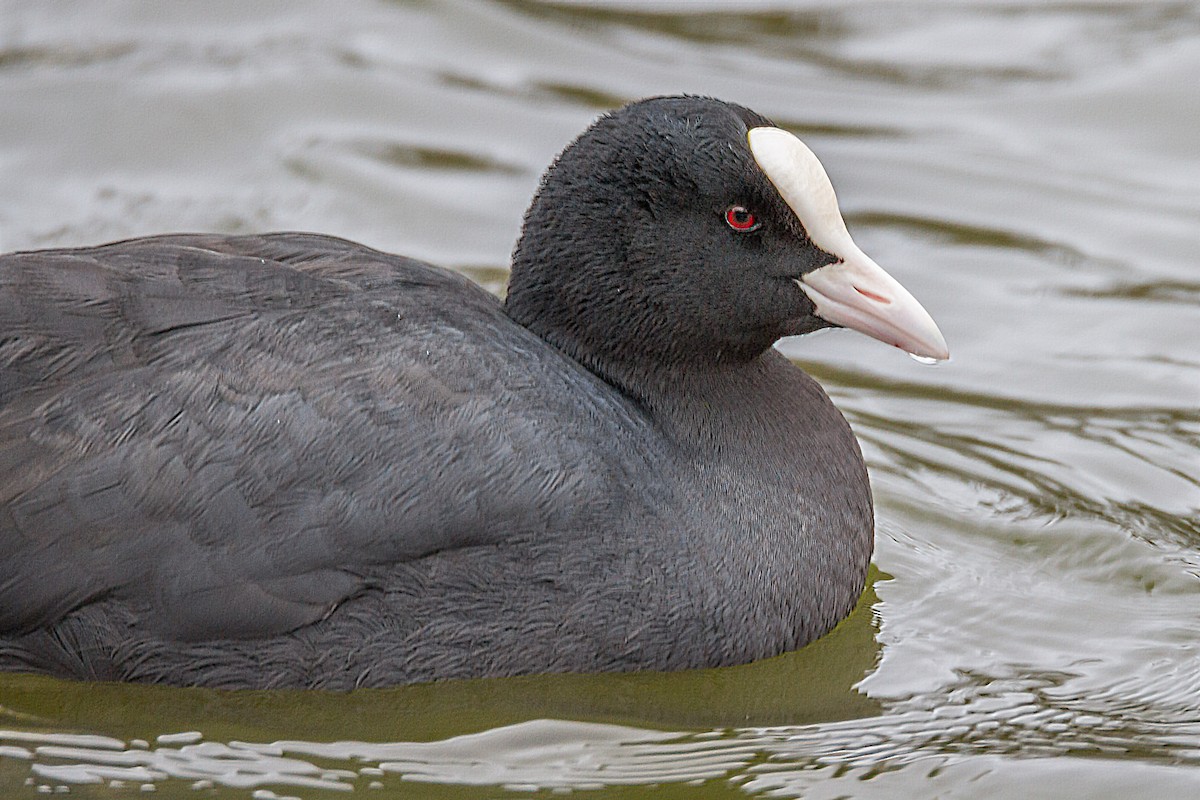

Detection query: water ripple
(7, 676), (1200, 797)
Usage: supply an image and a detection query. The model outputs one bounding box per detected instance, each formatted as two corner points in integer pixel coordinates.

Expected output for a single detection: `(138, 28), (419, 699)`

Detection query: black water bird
(0, 97), (947, 689)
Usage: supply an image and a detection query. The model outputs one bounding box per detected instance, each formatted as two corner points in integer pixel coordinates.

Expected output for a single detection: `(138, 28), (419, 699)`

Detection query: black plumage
(0, 97), (876, 689)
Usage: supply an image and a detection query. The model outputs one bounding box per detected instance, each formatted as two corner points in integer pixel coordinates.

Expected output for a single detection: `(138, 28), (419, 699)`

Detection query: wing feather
(0, 234), (622, 640)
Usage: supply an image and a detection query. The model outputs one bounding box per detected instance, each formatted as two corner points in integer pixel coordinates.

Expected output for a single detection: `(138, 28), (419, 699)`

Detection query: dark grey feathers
(0, 98), (873, 689)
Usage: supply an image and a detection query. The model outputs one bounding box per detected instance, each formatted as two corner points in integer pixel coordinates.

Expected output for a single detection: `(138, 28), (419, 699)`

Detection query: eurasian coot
(0, 96), (946, 689)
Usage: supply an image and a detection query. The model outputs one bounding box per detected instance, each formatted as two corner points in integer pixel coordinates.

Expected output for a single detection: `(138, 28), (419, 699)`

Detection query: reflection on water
(5, 722), (738, 794)
(0, 579), (881, 795)
(0, 578), (883, 796)
(7, 664), (1200, 796)
(1, 0), (1198, 797)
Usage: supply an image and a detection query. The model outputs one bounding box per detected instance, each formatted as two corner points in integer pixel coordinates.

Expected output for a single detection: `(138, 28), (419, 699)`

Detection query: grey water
(1, 1), (1198, 798)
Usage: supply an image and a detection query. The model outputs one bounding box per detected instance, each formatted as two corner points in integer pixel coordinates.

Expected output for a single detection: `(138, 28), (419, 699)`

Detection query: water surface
(1, 1), (1197, 798)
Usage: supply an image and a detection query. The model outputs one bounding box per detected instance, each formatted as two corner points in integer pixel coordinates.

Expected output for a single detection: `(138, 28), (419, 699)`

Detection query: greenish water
(1, 1), (1197, 797)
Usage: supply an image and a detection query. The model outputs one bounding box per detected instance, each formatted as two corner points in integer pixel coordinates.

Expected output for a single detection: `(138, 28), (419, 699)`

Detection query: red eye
(725, 205), (759, 232)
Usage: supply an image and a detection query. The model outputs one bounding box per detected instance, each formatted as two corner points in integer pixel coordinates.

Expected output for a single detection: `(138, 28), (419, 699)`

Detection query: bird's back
(0, 233), (671, 686)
